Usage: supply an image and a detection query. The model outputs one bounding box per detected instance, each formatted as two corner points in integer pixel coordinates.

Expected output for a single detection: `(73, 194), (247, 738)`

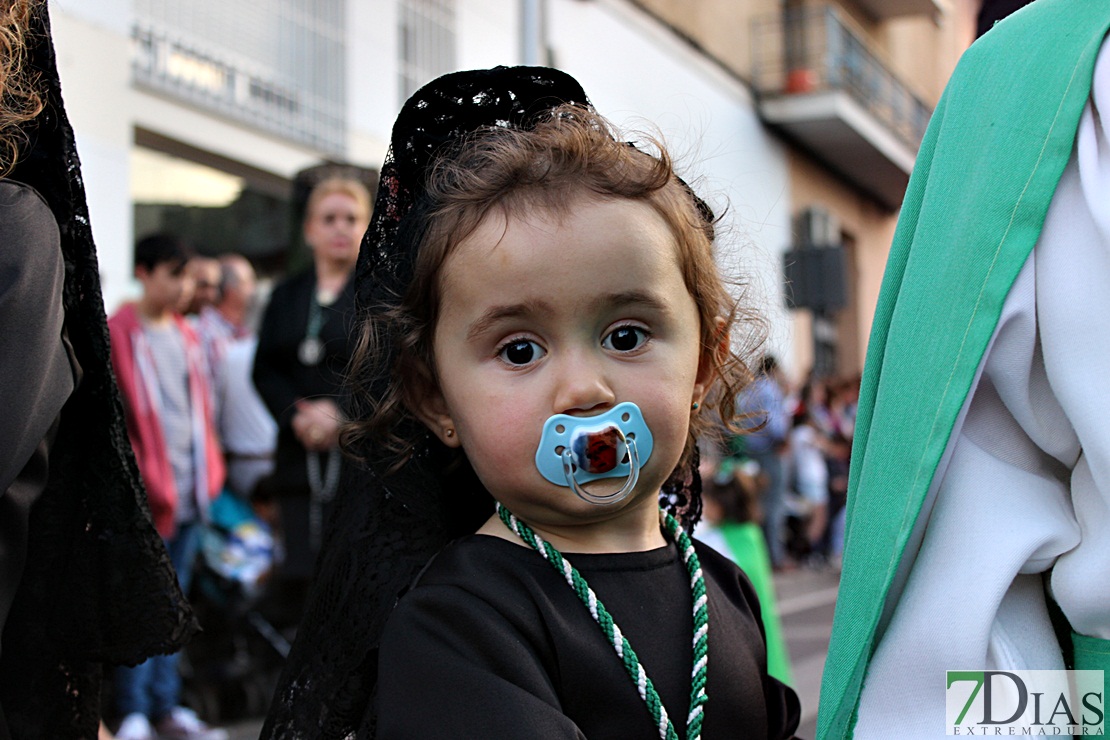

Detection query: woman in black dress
(0, 2), (194, 736)
(252, 177), (371, 618)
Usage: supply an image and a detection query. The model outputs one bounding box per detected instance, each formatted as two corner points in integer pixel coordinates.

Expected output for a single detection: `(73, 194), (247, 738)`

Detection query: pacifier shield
(535, 402), (653, 488)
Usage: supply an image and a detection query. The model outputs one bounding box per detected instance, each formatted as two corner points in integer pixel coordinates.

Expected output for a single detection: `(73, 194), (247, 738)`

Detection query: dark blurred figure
(976, 0), (1035, 38)
(0, 2), (196, 738)
(734, 355), (789, 569)
(252, 177), (371, 626)
(181, 256), (220, 317)
(195, 254), (257, 392)
(787, 405), (829, 562)
(199, 255), (277, 501)
(819, 432), (851, 567)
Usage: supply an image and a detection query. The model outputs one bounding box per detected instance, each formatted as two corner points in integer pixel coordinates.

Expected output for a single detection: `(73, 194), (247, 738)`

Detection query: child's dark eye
(603, 326), (649, 353)
(499, 339), (545, 366)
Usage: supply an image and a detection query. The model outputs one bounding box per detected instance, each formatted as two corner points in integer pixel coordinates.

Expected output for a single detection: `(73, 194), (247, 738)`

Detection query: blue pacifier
(535, 402), (654, 505)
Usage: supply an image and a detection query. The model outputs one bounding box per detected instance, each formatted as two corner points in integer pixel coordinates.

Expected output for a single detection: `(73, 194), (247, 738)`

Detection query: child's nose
(553, 353), (617, 416)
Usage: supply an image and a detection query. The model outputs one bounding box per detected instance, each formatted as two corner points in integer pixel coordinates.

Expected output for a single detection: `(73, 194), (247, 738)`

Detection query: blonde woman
(252, 176), (371, 622)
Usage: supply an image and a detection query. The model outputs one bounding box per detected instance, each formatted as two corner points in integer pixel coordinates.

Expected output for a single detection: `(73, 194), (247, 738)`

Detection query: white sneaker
(154, 707), (228, 740)
(115, 713), (155, 740)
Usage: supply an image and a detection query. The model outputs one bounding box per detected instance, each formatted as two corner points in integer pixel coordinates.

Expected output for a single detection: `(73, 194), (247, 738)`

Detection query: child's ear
(409, 365), (462, 449)
(692, 317), (729, 407)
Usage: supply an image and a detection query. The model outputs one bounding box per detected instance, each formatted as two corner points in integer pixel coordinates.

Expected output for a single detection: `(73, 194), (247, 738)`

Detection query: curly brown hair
(343, 105), (764, 472)
(0, 0), (43, 178)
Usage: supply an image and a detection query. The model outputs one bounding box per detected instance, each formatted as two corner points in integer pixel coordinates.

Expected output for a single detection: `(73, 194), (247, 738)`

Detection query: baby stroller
(181, 492), (290, 723)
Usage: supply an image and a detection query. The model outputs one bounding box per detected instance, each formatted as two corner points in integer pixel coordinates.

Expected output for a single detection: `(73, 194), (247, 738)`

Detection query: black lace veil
(0, 5), (198, 737)
(261, 66), (704, 739)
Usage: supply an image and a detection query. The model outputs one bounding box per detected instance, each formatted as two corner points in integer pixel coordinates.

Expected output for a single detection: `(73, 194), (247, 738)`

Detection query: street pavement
(225, 718), (264, 739)
(225, 718), (263, 739)
(218, 565), (841, 740)
(776, 563), (841, 738)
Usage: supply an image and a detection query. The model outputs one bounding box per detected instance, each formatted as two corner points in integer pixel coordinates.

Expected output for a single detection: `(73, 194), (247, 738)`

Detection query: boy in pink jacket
(107, 234), (226, 740)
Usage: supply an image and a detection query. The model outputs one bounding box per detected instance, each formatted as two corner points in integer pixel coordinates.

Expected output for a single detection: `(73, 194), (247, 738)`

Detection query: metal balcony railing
(132, 0), (348, 156)
(751, 4), (932, 151)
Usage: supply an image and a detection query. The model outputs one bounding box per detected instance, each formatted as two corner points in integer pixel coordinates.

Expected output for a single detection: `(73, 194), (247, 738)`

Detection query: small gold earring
(691, 401), (700, 411)
(445, 428), (455, 439)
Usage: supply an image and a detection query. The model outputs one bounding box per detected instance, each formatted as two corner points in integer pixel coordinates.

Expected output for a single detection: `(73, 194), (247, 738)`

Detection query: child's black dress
(376, 535), (801, 738)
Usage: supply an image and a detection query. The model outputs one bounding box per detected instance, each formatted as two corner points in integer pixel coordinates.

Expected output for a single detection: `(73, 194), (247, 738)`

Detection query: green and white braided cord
(496, 503), (710, 740)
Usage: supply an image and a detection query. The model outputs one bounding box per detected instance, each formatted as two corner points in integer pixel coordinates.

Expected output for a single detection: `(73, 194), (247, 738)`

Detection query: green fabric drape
(816, 2), (1110, 737)
(1073, 633), (1110, 675)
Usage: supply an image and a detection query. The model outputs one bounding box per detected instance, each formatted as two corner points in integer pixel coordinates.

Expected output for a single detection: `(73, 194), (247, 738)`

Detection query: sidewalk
(225, 718), (263, 740)
(774, 563), (841, 738)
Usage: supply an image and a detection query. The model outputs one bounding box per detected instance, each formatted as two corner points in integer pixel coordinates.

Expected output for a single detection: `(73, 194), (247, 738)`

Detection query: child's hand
(292, 398), (343, 451)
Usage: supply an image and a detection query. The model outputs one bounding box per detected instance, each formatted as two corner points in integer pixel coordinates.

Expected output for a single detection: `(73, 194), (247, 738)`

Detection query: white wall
(50, 0), (131, 35)
(548, 0), (795, 366)
(50, 10), (136, 313)
(456, 0), (521, 71)
(347, 0), (397, 165)
(347, 0), (524, 163)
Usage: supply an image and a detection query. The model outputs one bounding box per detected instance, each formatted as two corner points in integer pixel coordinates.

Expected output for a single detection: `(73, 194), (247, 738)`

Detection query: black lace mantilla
(0, 6), (197, 737)
(262, 66), (703, 739)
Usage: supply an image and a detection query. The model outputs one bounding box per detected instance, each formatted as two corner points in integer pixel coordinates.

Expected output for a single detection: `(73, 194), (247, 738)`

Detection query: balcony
(751, 5), (932, 210)
(131, 0), (348, 156)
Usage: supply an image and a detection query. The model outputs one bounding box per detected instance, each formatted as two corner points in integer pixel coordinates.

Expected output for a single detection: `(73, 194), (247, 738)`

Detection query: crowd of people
(780, 373), (858, 570)
(701, 357), (858, 575)
(101, 172), (371, 740)
(692, 361), (859, 699)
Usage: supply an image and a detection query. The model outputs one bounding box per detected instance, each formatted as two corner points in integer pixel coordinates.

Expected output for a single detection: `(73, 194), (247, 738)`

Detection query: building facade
(51, 0), (977, 381)
(632, 0), (978, 378)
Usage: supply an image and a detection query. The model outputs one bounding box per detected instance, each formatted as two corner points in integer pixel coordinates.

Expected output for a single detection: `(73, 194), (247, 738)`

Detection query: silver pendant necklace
(298, 294), (326, 366)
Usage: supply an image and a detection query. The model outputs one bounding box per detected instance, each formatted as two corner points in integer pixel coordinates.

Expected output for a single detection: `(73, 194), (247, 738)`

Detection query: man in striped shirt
(196, 254), (278, 500)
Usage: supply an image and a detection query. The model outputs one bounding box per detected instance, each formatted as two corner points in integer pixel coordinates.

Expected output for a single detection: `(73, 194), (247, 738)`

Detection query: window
(132, 0), (347, 154)
(398, 0), (457, 104)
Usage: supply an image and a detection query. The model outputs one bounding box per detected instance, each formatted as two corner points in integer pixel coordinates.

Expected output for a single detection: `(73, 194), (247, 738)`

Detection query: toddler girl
(262, 66), (799, 740)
